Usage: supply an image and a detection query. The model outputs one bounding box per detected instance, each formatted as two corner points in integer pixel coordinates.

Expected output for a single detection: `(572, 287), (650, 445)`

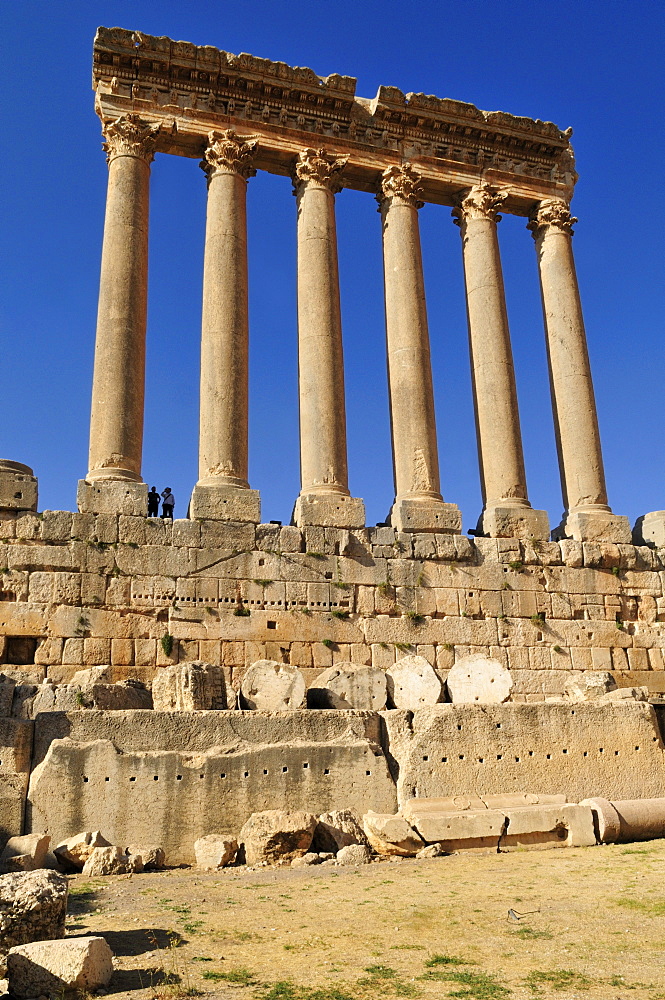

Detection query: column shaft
(191, 130), (261, 522)
(379, 164), (460, 533)
(292, 148), (364, 528)
(530, 199), (629, 541)
(455, 184), (548, 539)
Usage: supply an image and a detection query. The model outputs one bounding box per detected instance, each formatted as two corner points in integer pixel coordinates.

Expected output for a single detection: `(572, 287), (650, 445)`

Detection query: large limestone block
(362, 811), (424, 856)
(127, 845), (165, 870)
(481, 793), (566, 810)
(0, 870), (68, 954)
(87, 680), (152, 711)
(0, 461), (37, 512)
(335, 843), (372, 865)
(240, 661), (305, 711)
(82, 846), (143, 877)
(446, 655), (512, 704)
(386, 655), (443, 710)
(54, 831), (111, 872)
(405, 802), (507, 844)
(564, 671), (616, 702)
(8, 936), (113, 998)
(194, 835), (238, 870)
(152, 662), (228, 711)
(239, 810), (317, 865)
(0, 774), (25, 847)
(402, 796), (487, 820)
(0, 835), (50, 874)
(313, 809), (369, 853)
(0, 680), (15, 718)
(503, 804), (596, 848)
(307, 663), (386, 710)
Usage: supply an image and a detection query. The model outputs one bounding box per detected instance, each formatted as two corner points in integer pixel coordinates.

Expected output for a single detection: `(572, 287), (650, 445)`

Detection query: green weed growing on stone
(160, 633), (174, 657)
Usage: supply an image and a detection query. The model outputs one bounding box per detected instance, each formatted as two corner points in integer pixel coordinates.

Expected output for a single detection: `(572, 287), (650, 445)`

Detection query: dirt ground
(63, 840), (665, 1000)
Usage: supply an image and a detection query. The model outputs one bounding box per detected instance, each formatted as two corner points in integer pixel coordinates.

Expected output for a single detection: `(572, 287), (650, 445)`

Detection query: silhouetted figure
(161, 487), (175, 519)
(147, 487), (160, 518)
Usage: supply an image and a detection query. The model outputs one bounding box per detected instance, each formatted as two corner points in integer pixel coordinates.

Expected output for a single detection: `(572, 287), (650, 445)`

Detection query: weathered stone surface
(446, 654), (512, 704)
(53, 831), (111, 872)
(335, 843), (372, 866)
(194, 835), (237, 870)
(564, 671), (616, 702)
(313, 809), (368, 853)
(307, 663), (386, 710)
(81, 846), (143, 876)
(0, 835), (50, 874)
(0, 462), (37, 512)
(0, 774), (25, 849)
(239, 810), (317, 865)
(0, 870), (68, 954)
(7, 935), (113, 998)
(362, 811), (424, 856)
(0, 681), (15, 718)
(290, 852), (323, 868)
(152, 662), (228, 711)
(126, 845), (165, 870)
(502, 803), (596, 849)
(386, 655), (443, 710)
(240, 661), (305, 711)
(598, 686), (648, 703)
(408, 805), (507, 845)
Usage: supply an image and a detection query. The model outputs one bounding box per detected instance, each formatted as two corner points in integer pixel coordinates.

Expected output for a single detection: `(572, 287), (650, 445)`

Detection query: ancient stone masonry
(2, 29), (665, 859)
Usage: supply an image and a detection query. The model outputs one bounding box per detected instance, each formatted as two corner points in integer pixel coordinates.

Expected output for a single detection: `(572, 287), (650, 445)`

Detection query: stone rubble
(0, 870), (68, 959)
(240, 662), (306, 711)
(53, 831), (111, 872)
(7, 935), (113, 998)
(0, 835), (50, 874)
(194, 835), (238, 870)
(81, 845), (144, 876)
(307, 663), (387, 710)
(239, 810), (317, 865)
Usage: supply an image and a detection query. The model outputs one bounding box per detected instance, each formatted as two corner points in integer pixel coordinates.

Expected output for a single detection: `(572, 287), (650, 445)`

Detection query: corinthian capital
(452, 182), (507, 225)
(379, 163), (423, 208)
(102, 114), (162, 164)
(527, 198), (577, 237)
(293, 148), (348, 193)
(201, 129), (258, 181)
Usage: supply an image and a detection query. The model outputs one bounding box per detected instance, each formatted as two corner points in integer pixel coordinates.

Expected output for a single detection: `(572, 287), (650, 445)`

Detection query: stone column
(453, 183), (549, 539)
(292, 148), (365, 529)
(529, 199), (630, 542)
(190, 130), (261, 523)
(78, 114), (160, 516)
(378, 164), (460, 533)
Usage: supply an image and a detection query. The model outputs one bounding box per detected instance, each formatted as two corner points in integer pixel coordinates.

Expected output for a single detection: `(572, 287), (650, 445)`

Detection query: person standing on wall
(147, 486), (160, 518)
(161, 487), (175, 519)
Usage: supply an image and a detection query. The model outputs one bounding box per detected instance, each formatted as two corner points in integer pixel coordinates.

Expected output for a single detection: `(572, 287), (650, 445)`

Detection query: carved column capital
(293, 147), (348, 193)
(452, 182), (507, 225)
(201, 129), (258, 181)
(378, 163), (424, 208)
(528, 198), (577, 237)
(102, 114), (162, 164)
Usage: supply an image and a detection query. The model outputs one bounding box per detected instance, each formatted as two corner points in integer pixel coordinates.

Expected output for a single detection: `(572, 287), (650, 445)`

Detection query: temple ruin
(1, 27), (665, 861)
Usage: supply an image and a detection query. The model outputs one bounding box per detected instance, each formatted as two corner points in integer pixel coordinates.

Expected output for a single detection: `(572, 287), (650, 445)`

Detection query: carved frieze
(101, 113), (162, 164)
(293, 147), (348, 193)
(379, 164), (424, 208)
(201, 128), (258, 180)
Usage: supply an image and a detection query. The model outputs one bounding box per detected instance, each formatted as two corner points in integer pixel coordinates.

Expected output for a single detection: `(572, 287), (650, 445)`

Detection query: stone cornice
(201, 128), (258, 180)
(92, 27), (578, 211)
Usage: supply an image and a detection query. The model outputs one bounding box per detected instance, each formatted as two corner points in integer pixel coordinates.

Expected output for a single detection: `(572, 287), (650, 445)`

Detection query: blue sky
(1, 0), (663, 531)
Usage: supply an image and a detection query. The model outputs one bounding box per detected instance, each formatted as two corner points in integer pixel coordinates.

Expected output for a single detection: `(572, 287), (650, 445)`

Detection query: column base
(633, 511), (665, 548)
(293, 492), (365, 529)
(190, 483), (261, 523)
(0, 460), (38, 512)
(77, 479), (148, 516)
(553, 509), (632, 543)
(389, 497), (462, 533)
(478, 504), (550, 540)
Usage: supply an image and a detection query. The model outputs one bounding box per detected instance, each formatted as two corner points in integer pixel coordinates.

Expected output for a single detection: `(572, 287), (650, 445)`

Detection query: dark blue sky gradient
(1, 0), (663, 530)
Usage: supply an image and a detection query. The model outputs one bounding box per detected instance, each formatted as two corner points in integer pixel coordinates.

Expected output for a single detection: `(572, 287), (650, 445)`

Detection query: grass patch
(525, 969), (591, 992)
(259, 983), (356, 1000)
(201, 966), (255, 984)
(510, 926), (553, 940)
(615, 896), (665, 915)
(420, 968), (510, 998)
(425, 954), (473, 967)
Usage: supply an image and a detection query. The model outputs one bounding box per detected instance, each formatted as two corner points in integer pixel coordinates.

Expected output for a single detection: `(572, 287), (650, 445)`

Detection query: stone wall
(1, 510), (665, 702)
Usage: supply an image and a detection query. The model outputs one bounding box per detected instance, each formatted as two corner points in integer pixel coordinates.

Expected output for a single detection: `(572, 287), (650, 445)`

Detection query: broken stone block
(598, 686), (647, 703)
(86, 679), (152, 710)
(0, 870), (68, 955)
(152, 661), (228, 711)
(239, 810), (317, 865)
(290, 852), (322, 868)
(564, 671), (617, 702)
(194, 835), (238, 870)
(240, 661), (305, 711)
(81, 846), (143, 877)
(416, 844), (447, 859)
(502, 804), (596, 849)
(446, 654), (513, 704)
(335, 844), (372, 866)
(312, 809), (369, 853)
(8, 935), (113, 998)
(363, 811), (424, 856)
(403, 800), (507, 845)
(127, 845), (165, 870)
(385, 655), (443, 710)
(307, 663), (387, 710)
(53, 831), (111, 872)
(0, 835), (50, 874)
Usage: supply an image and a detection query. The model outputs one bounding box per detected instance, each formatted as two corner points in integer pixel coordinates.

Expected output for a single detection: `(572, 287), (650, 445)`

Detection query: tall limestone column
(292, 148), (365, 528)
(379, 164), (460, 533)
(529, 198), (630, 542)
(453, 183), (549, 539)
(78, 114), (160, 516)
(190, 130), (261, 522)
